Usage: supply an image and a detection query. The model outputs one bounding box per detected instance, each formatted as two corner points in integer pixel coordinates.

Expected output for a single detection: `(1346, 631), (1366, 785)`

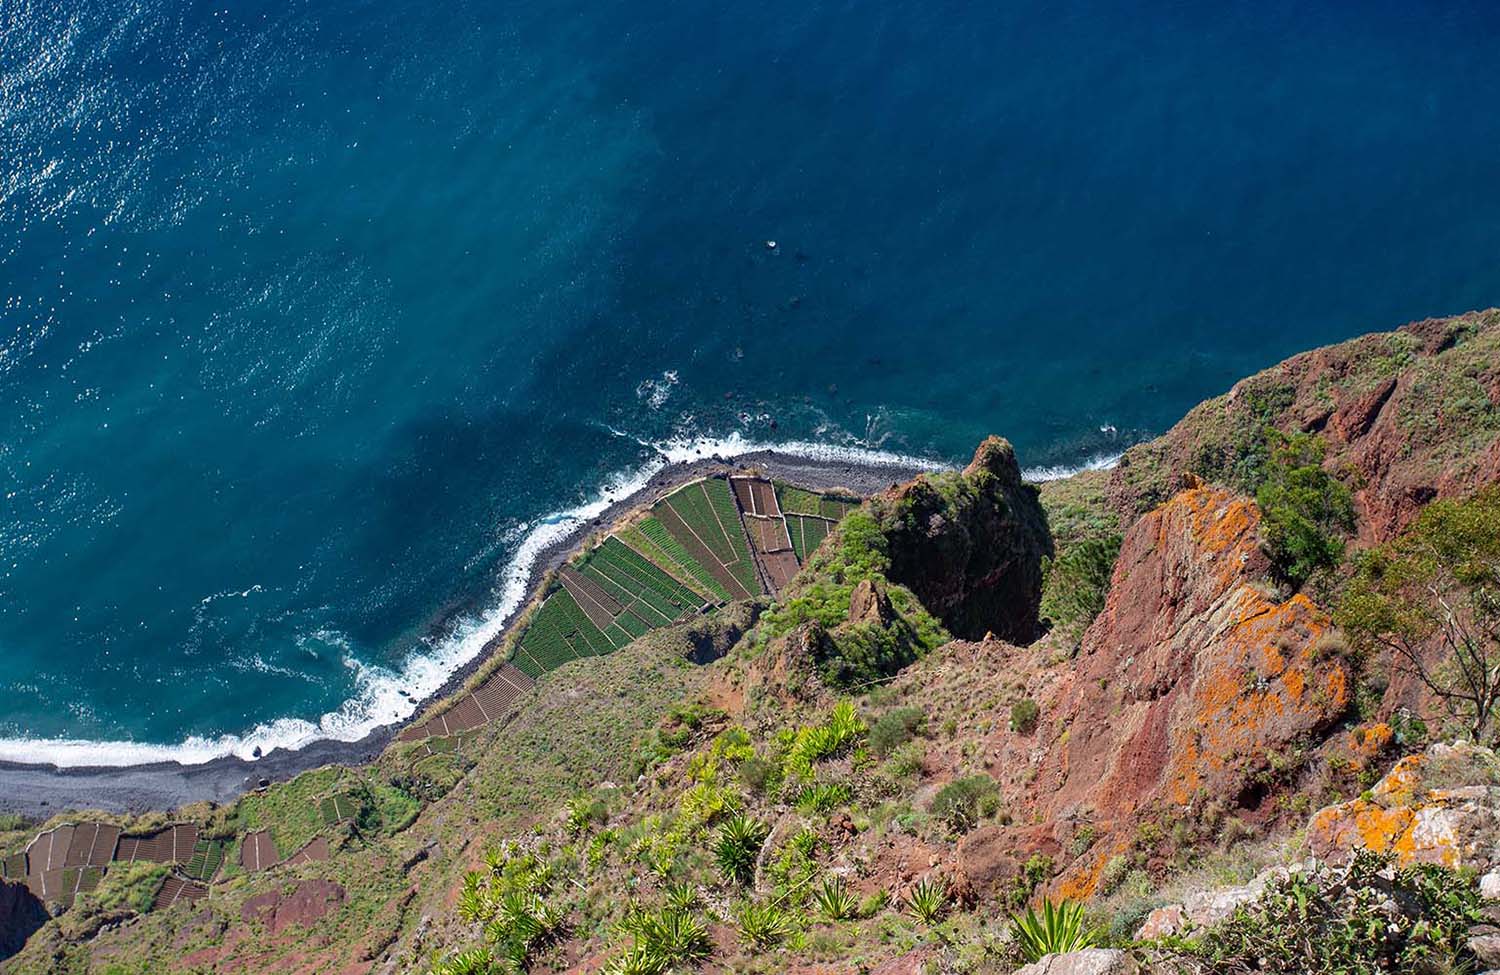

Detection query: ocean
(4, 0), (1500, 765)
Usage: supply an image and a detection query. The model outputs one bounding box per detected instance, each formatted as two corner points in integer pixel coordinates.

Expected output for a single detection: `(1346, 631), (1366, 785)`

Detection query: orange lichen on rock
(1308, 743), (1500, 870)
(1029, 484), (1352, 896)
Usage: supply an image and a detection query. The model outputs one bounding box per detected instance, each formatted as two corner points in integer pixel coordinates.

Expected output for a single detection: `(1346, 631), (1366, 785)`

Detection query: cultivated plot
(653, 478), (761, 599)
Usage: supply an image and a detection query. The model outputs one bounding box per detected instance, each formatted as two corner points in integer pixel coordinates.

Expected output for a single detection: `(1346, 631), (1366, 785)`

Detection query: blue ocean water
(4, 0), (1500, 764)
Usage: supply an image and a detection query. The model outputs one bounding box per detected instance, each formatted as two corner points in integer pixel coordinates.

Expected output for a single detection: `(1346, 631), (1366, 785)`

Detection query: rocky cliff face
(954, 484), (1352, 899)
(877, 436), (1052, 643)
(1106, 309), (1500, 544)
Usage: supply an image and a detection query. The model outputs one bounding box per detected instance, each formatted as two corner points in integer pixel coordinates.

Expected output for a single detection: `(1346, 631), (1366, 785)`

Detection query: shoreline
(0, 447), (935, 819)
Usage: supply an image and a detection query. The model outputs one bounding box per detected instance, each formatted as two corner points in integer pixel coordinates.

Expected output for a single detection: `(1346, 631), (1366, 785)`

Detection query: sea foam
(0, 434), (943, 769)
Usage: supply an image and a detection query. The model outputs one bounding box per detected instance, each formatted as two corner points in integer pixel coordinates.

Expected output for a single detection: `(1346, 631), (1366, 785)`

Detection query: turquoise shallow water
(4, 0), (1500, 763)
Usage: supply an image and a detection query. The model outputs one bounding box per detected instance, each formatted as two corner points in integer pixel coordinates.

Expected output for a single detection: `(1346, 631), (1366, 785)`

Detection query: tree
(1254, 431), (1355, 588)
(1338, 487), (1500, 743)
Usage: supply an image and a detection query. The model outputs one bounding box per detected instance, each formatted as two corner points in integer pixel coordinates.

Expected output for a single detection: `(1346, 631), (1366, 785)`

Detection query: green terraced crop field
(655, 479), (761, 596)
(513, 588), (613, 676)
(773, 482), (825, 516)
(619, 519), (730, 601)
(785, 513), (832, 562)
(318, 793), (361, 825)
(579, 537), (704, 624)
(184, 840), (225, 882)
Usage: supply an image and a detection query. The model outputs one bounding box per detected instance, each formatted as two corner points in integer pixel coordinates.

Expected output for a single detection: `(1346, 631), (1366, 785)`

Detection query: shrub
(886, 740), (925, 777)
(931, 775), (1001, 831)
(869, 706), (926, 757)
(735, 899), (794, 947)
(795, 782), (852, 814)
(1040, 534), (1122, 642)
(1010, 698), (1040, 734)
(1254, 431), (1354, 588)
(1011, 899), (1097, 962)
(813, 875), (858, 921)
(714, 815), (768, 886)
(1164, 850), (1483, 973)
(566, 794), (609, 835)
(903, 876), (949, 924)
(1338, 486), (1500, 742)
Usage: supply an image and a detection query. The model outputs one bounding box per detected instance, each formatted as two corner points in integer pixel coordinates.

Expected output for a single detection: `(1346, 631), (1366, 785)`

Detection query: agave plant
(601, 941), (672, 975)
(903, 876), (949, 924)
(735, 899), (794, 948)
(812, 875), (858, 921)
(1010, 899), (1097, 962)
(664, 880), (700, 913)
(429, 945), (497, 975)
(457, 872), (492, 924)
(638, 909), (711, 963)
(714, 814), (768, 886)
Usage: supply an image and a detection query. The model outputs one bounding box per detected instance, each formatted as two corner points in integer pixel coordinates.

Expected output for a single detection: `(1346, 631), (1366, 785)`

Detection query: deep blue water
(4, 0), (1500, 763)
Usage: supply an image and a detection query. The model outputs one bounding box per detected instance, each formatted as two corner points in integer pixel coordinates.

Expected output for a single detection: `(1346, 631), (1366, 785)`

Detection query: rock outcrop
(878, 437), (1051, 642)
(1308, 741), (1500, 870)
(1012, 949), (1136, 975)
(1106, 309), (1500, 544)
(975, 484), (1352, 898)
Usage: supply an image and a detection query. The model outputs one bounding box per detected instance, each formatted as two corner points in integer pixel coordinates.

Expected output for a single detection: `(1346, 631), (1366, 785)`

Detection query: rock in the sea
(1011, 947), (1136, 975)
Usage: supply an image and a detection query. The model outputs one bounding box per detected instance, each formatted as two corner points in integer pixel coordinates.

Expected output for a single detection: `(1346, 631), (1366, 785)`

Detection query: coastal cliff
(5, 310), (1500, 975)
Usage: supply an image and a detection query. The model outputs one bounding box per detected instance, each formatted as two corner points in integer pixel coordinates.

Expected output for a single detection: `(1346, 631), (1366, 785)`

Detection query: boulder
(1308, 742), (1500, 870)
(1011, 948), (1135, 975)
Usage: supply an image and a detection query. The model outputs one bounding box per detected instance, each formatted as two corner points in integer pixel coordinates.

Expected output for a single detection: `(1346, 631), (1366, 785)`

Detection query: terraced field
(785, 513), (832, 561)
(653, 478), (761, 598)
(513, 587), (613, 677)
(618, 518), (730, 601)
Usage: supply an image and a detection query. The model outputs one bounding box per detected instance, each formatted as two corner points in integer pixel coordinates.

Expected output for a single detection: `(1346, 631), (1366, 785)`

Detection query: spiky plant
(735, 899), (794, 948)
(429, 946), (497, 975)
(714, 814), (768, 886)
(638, 909), (711, 963)
(812, 875), (858, 921)
(664, 880), (700, 914)
(1010, 899), (1097, 962)
(903, 876), (949, 924)
(457, 872), (492, 924)
(600, 941), (672, 975)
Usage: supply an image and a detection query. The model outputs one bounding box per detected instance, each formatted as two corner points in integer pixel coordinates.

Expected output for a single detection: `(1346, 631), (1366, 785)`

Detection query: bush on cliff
(762, 509), (948, 686)
(1039, 532), (1122, 644)
(1154, 850), (1483, 974)
(1339, 486), (1500, 742)
(1254, 430), (1355, 588)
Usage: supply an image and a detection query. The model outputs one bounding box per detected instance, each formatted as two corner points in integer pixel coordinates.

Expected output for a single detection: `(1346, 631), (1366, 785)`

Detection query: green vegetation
(903, 876), (949, 924)
(1011, 697), (1040, 734)
(785, 513), (832, 562)
(1039, 533), (1122, 643)
(85, 861), (169, 916)
(812, 875), (858, 921)
(1159, 851), (1482, 973)
(734, 899), (794, 948)
(930, 774), (1000, 831)
(234, 766), (344, 857)
(442, 846), (565, 973)
(1253, 431), (1355, 588)
(1339, 486), (1500, 742)
(655, 479), (760, 596)
(515, 588), (609, 676)
(580, 536), (705, 629)
(868, 705), (926, 757)
(183, 839), (224, 882)
(763, 509), (948, 686)
(773, 483), (826, 517)
(620, 518), (729, 601)
(713, 815), (768, 886)
(1011, 899), (1097, 962)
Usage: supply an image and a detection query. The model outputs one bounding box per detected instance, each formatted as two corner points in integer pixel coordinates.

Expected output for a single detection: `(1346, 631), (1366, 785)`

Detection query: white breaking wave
(0, 433), (945, 768)
(1022, 450), (1124, 482)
